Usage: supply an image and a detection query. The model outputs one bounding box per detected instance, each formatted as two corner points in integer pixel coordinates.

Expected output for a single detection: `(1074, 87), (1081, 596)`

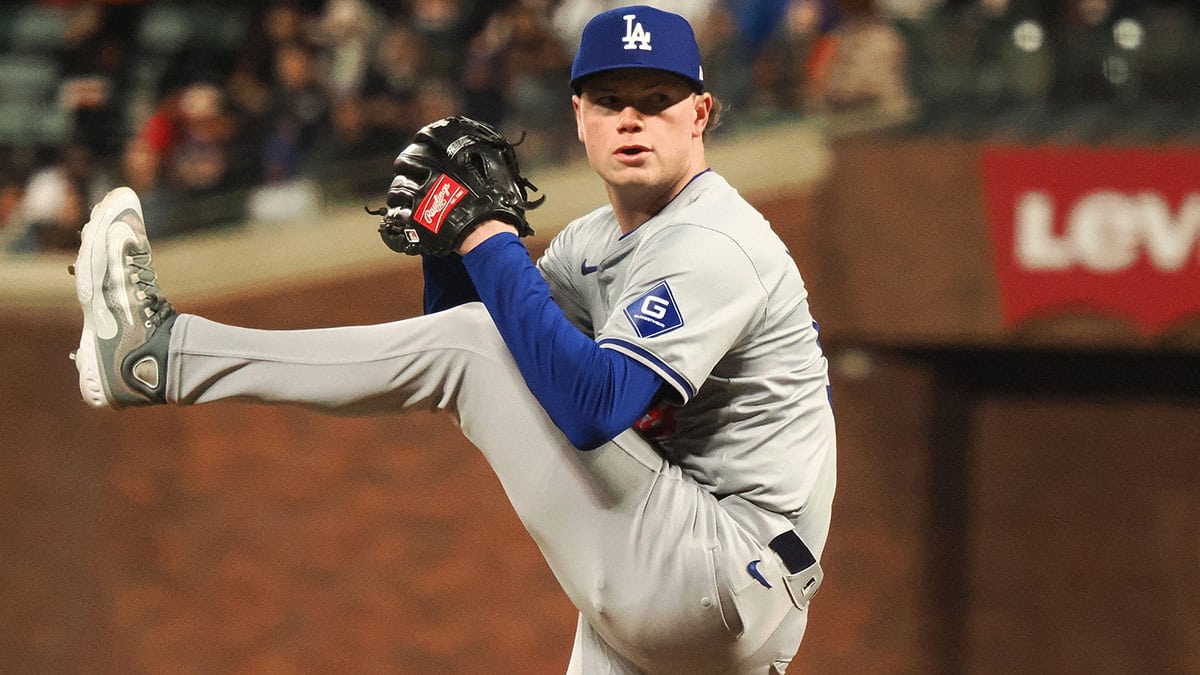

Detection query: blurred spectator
(1135, 1), (1200, 106)
(461, 13), (511, 126)
(7, 140), (113, 253)
(414, 76), (464, 127)
(247, 127), (322, 226)
(961, 0), (1054, 110)
(224, 47), (275, 140)
(262, 41), (332, 176)
(314, 93), (384, 162)
(462, 1), (573, 162)
(262, 0), (317, 46)
(135, 81), (210, 181)
(165, 82), (244, 195)
(361, 22), (424, 145)
(120, 135), (178, 239)
(701, 0), (843, 119)
(1052, 0), (1122, 103)
(498, 2), (575, 163)
(59, 2), (140, 158)
(368, 23), (424, 97)
(821, 13), (911, 115)
(308, 92), (396, 195)
(787, 0), (843, 110)
(734, 0), (845, 113)
(409, 0), (507, 83)
(311, 0), (381, 98)
(224, 0), (321, 146)
(129, 81), (249, 233)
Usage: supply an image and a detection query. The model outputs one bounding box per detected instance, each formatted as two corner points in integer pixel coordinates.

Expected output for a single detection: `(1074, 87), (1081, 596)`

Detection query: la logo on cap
(621, 14), (652, 51)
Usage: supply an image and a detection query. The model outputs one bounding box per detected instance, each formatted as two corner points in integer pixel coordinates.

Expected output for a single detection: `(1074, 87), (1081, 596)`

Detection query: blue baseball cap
(570, 5), (704, 94)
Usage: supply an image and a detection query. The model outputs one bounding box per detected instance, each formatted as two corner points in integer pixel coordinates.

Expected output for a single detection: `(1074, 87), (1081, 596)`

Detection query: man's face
(573, 69), (710, 195)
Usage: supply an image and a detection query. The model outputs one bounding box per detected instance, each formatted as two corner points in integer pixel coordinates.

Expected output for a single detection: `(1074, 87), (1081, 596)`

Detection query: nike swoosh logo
(580, 260), (599, 276)
(97, 219), (138, 340)
(747, 560), (772, 589)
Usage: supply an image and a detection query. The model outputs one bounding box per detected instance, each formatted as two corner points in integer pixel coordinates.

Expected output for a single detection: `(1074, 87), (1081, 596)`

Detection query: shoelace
(128, 247), (175, 328)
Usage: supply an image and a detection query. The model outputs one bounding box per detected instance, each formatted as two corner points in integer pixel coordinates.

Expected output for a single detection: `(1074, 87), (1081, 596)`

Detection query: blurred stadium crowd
(0, 0), (1196, 254)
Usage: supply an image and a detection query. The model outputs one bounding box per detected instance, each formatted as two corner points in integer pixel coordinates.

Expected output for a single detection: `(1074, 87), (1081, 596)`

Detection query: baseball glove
(368, 116), (544, 256)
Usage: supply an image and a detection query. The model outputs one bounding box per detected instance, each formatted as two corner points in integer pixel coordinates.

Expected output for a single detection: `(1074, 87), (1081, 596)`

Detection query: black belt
(713, 492), (817, 575)
(713, 492), (824, 608)
(770, 529), (824, 610)
(768, 529), (817, 575)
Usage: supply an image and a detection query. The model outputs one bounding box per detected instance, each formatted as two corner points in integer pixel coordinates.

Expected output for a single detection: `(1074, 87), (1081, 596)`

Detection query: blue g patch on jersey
(624, 281), (684, 338)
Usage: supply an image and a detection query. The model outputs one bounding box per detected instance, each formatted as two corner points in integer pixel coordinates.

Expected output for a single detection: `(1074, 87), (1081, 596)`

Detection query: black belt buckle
(769, 530), (823, 610)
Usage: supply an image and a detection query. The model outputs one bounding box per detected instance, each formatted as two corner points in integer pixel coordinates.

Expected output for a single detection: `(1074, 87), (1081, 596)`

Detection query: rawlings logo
(415, 174), (468, 233)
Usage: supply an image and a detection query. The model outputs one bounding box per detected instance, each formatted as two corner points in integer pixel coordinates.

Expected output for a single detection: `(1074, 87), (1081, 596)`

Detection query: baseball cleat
(72, 187), (176, 408)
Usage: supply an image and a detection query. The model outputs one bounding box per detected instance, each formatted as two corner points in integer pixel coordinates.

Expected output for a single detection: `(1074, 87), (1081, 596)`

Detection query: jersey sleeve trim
(598, 337), (696, 402)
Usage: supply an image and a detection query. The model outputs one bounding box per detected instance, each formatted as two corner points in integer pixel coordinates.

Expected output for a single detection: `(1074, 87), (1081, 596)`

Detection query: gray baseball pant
(165, 302), (809, 674)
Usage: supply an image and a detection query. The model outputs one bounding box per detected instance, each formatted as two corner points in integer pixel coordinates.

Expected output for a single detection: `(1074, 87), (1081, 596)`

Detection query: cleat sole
(75, 329), (110, 408)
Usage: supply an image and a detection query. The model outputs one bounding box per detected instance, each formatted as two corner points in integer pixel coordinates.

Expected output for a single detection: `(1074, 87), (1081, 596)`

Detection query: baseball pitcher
(71, 6), (836, 673)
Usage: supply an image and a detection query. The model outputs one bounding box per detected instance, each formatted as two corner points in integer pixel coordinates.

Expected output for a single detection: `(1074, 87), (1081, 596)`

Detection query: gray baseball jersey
(539, 170), (836, 551)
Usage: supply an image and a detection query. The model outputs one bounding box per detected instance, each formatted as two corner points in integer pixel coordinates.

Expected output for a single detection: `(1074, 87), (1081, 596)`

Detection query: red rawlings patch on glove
(414, 174), (468, 233)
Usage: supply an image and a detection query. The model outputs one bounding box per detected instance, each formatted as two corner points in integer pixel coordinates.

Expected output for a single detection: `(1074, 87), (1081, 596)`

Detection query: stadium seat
(0, 54), (60, 105)
(9, 3), (68, 53)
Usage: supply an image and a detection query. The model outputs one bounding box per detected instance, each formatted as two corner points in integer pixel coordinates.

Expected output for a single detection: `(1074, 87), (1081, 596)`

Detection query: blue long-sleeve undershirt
(446, 232), (665, 450)
(421, 254), (480, 314)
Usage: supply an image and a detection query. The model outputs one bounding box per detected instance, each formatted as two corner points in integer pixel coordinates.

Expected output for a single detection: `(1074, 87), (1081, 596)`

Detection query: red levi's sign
(414, 174), (468, 234)
(982, 146), (1200, 335)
